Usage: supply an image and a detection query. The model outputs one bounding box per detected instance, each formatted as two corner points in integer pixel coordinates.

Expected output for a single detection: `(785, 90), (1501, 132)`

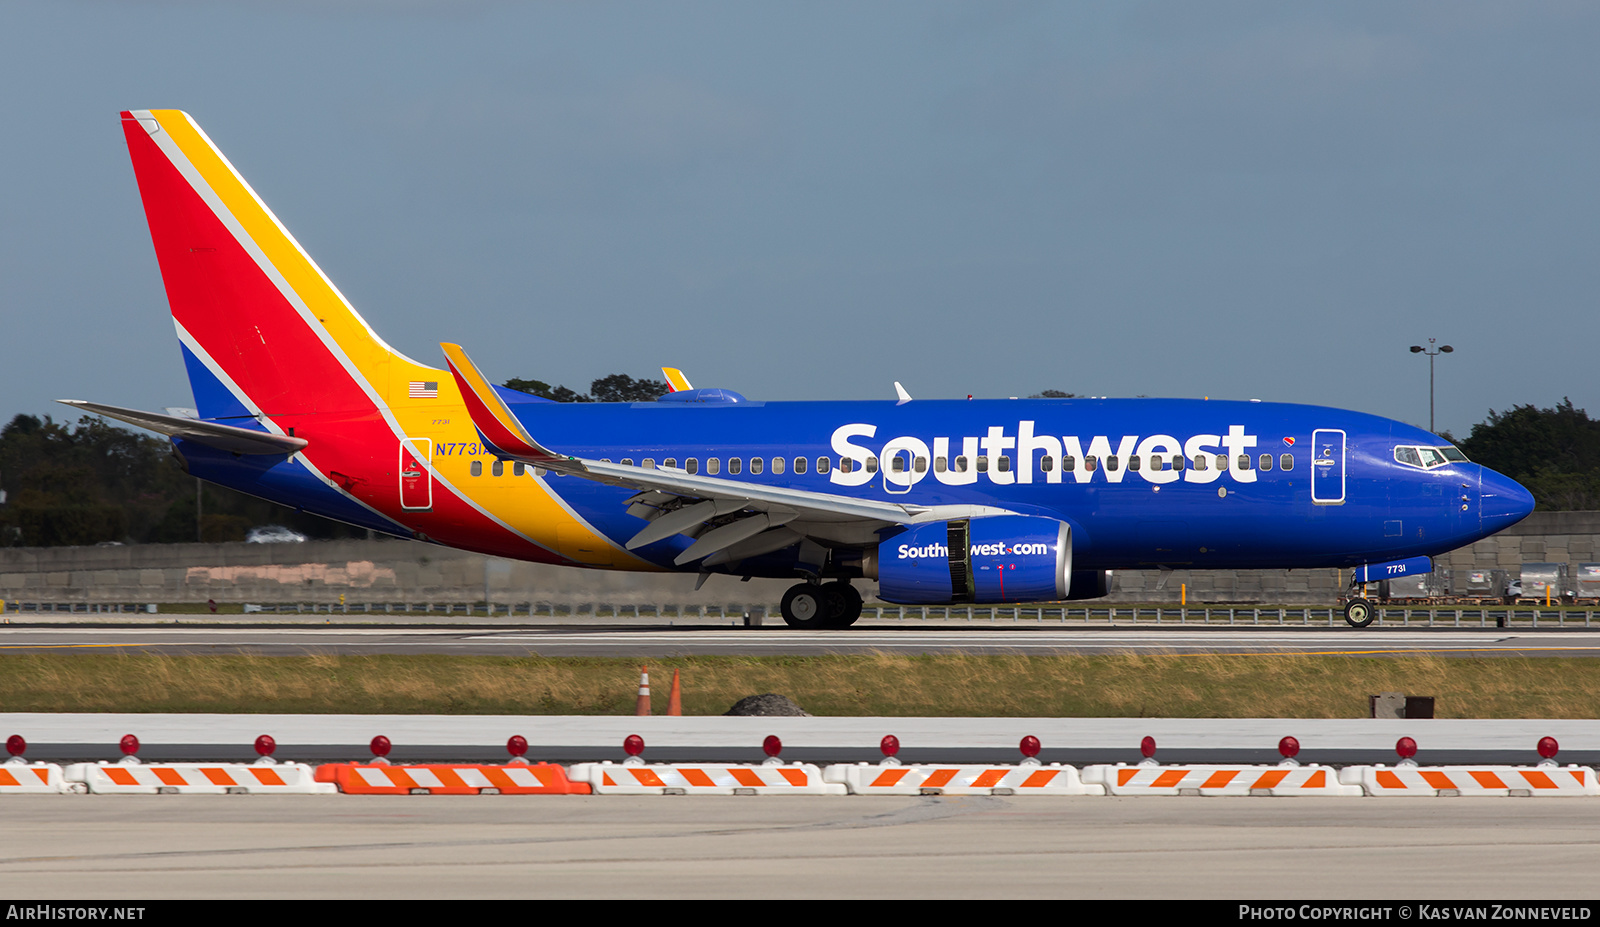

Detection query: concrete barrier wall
(1, 512), (1595, 607)
(0, 538), (796, 608)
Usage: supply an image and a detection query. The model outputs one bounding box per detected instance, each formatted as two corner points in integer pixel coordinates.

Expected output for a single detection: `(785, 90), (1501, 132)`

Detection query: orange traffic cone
(635, 665), (651, 716)
(668, 669), (682, 716)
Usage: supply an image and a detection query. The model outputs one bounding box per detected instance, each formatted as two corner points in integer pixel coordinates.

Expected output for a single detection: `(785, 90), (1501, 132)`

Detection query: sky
(2, 1), (1597, 439)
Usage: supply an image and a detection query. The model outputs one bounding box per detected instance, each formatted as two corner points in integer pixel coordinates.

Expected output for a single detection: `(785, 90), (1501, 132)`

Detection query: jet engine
(865, 515), (1074, 604)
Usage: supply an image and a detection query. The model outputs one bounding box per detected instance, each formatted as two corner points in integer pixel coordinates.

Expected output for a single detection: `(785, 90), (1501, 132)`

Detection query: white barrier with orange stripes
(1081, 763), (1364, 797)
(64, 761), (335, 794)
(568, 761), (846, 795)
(315, 762), (589, 794)
(1339, 763), (1600, 797)
(823, 762), (1104, 796)
(0, 762), (71, 794)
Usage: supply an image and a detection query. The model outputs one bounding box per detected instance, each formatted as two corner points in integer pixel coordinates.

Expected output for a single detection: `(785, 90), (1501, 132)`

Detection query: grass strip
(0, 652), (1594, 717)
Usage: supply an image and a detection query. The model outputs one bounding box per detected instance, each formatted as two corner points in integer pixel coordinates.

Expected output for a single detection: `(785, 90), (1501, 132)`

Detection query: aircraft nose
(1480, 468), (1535, 534)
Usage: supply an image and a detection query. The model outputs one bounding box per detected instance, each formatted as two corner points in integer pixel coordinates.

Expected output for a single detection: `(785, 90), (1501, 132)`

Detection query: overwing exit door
(400, 438), (433, 511)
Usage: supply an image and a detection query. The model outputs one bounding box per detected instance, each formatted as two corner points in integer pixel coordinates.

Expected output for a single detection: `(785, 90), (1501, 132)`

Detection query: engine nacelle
(869, 515), (1072, 605)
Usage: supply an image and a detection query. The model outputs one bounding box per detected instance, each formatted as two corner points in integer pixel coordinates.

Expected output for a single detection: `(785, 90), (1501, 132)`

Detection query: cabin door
(1311, 429), (1346, 505)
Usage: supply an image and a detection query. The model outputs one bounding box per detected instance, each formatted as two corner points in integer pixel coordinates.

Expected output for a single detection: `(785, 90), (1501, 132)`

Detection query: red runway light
(1140, 736), (1156, 759)
(763, 735), (782, 758)
(1396, 736), (1417, 760)
(5, 735), (24, 757)
(370, 735), (391, 758)
(1538, 736), (1559, 759)
(623, 734), (644, 757)
(880, 735), (900, 758)
(1019, 735), (1041, 758)
(507, 735), (528, 758)
(119, 734), (139, 756)
(254, 734), (276, 757)
(1279, 736), (1300, 759)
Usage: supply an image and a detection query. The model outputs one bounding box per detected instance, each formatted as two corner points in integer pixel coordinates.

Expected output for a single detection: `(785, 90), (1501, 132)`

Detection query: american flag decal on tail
(409, 381), (439, 399)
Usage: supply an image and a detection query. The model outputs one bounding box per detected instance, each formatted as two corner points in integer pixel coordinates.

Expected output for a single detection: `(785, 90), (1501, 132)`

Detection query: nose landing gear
(1342, 597), (1375, 628)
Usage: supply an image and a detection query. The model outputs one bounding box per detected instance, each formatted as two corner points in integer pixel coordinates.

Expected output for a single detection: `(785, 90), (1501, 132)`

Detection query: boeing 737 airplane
(66, 110), (1536, 629)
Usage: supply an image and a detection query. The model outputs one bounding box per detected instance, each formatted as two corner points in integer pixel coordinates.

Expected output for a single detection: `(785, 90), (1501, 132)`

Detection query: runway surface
(3, 794), (1598, 899)
(3, 624), (1600, 657)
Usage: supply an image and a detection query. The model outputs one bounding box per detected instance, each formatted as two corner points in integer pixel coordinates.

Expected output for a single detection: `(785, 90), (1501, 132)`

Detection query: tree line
(0, 392), (1596, 547)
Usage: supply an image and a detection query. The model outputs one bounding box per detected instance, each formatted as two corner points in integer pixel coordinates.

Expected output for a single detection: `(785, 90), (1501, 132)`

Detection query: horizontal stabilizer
(56, 400), (307, 455)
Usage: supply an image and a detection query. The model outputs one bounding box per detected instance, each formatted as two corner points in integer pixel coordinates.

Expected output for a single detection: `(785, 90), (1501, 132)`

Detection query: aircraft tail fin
(120, 109), (431, 426)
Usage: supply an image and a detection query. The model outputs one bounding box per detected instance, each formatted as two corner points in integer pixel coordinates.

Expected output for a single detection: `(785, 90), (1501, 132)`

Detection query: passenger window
(470, 460), (483, 477)
(866, 457), (878, 473)
(955, 456), (968, 472)
(1215, 454), (1228, 470)
(1063, 456), (1076, 471)
(793, 457), (807, 474)
(1041, 456), (1054, 472)
(664, 458), (678, 470)
(934, 457), (947, 473)
(914, 457), (927, 474)
(492, 460), (504, 477)
(1258, 454), (1272, 471)
(685, 458), (699, 475)
(1172, 455), (1185, 472)
(514, 462), (526, 476)
(891, 456), (906, 473)
(771, 457), (785, 475)
(707, 458), (720, 475)
(1128, 456), (1141, 471)
(1085, 456), (1098, 472)
(729, 457), (742, 475)
(1279, 453), (1293, 471)
(750, 457), (764, 475)
(643, 459), (657, 469)
(977, 457), (989, 472)
(1107, 456), (1120, 471)
(1193, 456), (1207, 471)
(998, 456), (1011, 472)
(1237, 455), (1251, 471)
(816, 457), (830, 474)
(836, 458), (850, 474)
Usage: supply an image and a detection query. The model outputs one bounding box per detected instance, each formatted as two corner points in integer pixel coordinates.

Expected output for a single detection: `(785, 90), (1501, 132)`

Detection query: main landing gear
(780, 581), (864, 629)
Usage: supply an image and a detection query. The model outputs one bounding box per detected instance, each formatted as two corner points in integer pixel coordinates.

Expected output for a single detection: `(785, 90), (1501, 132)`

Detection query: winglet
(894, 381), (913, 405)
(440, 343), (563, 462)
(662, 367), (693, 393)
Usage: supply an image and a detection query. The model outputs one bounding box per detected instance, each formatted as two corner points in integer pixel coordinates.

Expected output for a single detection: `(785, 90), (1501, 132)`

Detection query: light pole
(1409, 339), (1453, 434)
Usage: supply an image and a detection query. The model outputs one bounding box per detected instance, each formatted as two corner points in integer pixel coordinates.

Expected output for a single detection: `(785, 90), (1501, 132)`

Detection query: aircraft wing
(441, 345), (1012, 567)
(56, 400), (308, 456)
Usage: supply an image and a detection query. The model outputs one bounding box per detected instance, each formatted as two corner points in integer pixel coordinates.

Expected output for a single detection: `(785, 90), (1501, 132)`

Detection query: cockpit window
(1394, 445), (1463, 470)
(1416, 447), (1447, 468)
